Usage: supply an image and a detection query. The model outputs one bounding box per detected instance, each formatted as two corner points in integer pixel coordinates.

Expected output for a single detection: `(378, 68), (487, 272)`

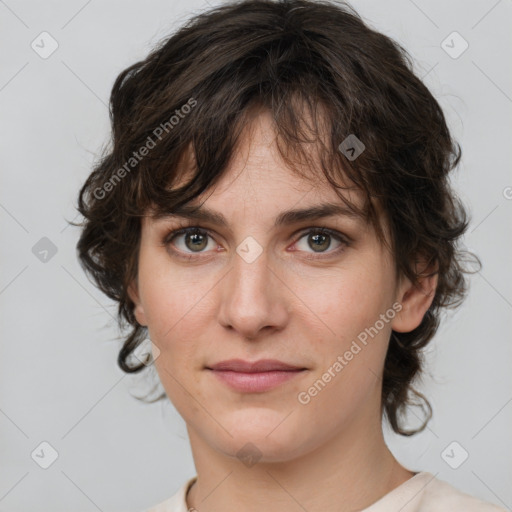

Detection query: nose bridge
(218, 241), (288, 338)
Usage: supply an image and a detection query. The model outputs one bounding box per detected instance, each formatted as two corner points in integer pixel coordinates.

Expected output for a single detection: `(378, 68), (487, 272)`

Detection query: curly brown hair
(72, 0), (479, 436)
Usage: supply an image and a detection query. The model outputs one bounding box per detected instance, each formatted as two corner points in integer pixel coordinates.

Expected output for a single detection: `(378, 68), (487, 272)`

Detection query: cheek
(292, 267), (394, 393)
(138, 259), (221, 391)
(294, 265), (390, 337)
(138, 249), (204, 335)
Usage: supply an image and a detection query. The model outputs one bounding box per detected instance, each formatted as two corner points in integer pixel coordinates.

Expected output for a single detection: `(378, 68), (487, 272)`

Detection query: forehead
(218, 112), (341, 196)
(149, 109), (368, 221)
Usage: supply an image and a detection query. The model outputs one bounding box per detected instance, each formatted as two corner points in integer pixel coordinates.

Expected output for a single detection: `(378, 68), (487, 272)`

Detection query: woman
(74, 0), (504, 510)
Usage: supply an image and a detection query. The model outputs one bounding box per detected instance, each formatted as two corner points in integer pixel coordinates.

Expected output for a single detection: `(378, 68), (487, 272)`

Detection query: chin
(213, 410), (312, 464)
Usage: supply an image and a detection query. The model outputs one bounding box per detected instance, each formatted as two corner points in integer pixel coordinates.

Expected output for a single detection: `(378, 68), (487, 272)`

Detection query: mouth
(205, 359), (307, 393)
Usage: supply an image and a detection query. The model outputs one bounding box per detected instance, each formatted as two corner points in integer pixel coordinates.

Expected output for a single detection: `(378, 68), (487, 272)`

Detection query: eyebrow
(153, 202), (366, 227)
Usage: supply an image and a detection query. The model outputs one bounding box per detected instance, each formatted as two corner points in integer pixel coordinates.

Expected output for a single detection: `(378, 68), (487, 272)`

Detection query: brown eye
(293, 228), (349, 258)
(308, 232), (331, 252)
(165, 227), (215, 254)
(183, 230), (209, 251)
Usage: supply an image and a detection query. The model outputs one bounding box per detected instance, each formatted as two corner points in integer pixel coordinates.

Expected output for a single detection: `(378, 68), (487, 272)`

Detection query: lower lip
(208, 369), (305, 392)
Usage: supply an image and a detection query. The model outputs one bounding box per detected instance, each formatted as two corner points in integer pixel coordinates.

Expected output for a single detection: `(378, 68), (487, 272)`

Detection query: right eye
(162, 226), (219, 259)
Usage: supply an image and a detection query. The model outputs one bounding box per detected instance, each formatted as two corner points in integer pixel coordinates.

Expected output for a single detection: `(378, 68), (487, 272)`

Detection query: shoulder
(143, 476), (197, 512)
(140, 473), (506, 512)
(417, 473), (506, 512)
(363, 472), (506, 512)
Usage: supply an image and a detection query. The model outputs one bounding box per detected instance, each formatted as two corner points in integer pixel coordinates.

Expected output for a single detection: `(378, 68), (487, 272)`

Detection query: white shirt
(144, 472), (506, 511)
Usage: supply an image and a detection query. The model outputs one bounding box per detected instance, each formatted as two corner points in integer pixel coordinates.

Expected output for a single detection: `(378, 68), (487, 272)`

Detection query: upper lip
(207, 359), (305, 372)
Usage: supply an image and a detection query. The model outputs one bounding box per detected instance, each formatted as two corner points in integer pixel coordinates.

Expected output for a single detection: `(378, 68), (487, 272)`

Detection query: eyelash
(161, 222), (351, 261)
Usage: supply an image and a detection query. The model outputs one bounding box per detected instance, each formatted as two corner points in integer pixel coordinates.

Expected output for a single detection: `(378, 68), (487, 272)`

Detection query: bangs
(130, 89), (380, 242)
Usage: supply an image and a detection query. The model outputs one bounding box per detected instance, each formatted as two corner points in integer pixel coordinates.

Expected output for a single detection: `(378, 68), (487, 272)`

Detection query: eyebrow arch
(153, 202), (366, 227)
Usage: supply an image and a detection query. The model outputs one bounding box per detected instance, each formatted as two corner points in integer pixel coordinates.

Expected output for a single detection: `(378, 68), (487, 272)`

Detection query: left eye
(294, 229), (345, 254)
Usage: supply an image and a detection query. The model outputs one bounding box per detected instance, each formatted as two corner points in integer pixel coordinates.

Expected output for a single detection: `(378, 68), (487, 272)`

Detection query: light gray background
(1, 0), (511, 511)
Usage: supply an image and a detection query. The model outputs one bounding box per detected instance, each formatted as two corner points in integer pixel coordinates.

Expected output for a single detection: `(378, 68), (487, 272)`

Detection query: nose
(217, 246), (289, 341)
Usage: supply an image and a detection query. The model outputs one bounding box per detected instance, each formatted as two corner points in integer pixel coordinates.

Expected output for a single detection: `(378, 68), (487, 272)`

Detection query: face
(129, 110), (431, 463)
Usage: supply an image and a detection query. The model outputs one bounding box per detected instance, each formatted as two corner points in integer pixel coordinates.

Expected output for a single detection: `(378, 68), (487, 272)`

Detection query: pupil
(186, 231), (207, 251)
(310, 233), (329, 252)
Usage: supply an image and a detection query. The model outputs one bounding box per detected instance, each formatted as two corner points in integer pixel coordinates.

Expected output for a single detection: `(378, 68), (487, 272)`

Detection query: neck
(185, 411), (413, 512)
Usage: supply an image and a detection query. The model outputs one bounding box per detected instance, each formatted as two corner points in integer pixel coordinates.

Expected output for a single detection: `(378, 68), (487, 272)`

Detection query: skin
(128, 109), (438, 512)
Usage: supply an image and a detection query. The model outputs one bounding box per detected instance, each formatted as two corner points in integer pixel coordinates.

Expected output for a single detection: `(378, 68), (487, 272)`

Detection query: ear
(127, 277), (148, 327)
(391, 256), (438, 333)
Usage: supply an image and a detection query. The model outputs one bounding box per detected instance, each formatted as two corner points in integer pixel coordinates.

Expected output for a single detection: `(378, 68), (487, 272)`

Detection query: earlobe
(127, 279), (147, 327)
(391, 260), (438, 334)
